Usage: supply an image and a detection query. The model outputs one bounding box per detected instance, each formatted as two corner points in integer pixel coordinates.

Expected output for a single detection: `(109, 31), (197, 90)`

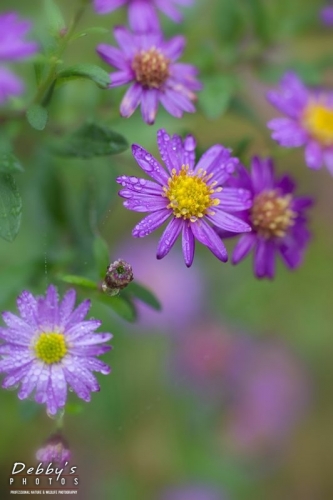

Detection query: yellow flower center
(250, 190), (296, 238)
(303, 102), (333, 145)
(35, 332), (67, 364)
(163, 165), (221, 222)
(132, 47), (170, 88)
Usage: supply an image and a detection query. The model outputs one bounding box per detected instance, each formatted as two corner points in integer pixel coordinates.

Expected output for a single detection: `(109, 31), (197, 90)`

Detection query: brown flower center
(132, 48), (170, 89)
(250, 190), (296, 238)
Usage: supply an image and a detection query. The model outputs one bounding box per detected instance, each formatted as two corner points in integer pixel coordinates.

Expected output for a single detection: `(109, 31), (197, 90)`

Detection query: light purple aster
(94, 0), (193, 29)
(217, 157), (313, 279)
(97, 27), (202, 124)
(116, 129), (252, 267)
(36, 433), (71, 467)
(320, 4), (333, 25)
(0, 12), (38, 104)
(267, 71), (333, 174)
(0, 285), (112, 416)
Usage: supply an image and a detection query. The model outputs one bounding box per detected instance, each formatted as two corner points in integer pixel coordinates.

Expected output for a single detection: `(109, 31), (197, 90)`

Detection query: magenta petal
(96, 44), (127, 70)
(305, 141), (323, 169)
(162, 35), (186, 60)
(182, 223), (195, 267)
(157, 218), (183, 259)
(128, 0), (160, 31)
(191, 219), (228, 262)
(113, 26), (136, 57)
(141, 88), (159, 125)
(120, 83), (142, 118)
(132, 209), (171, 237)
(232, 233), (256, 264)
(132, 144), (169, 185)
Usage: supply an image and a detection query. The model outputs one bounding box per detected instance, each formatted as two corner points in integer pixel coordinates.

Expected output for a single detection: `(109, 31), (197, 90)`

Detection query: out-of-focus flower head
(0, 12), (38, 104)
(36, 433), (71, 468)
(216, 156), (313, 279)
(320, 5), (333, 25)
(159, 484), (227, 500)
(94, 0), (193, 30)
(97, 28), (202, 124)
(267, 72), (333, 174)
(0, 285), (112, 416)
(117, 238), (205, 332)
(222, 336), (310, 460)
(116, 128), (252, 266)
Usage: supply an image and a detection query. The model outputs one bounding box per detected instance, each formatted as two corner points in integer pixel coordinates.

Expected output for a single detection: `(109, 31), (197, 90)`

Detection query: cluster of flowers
(95, 0), (201, 124)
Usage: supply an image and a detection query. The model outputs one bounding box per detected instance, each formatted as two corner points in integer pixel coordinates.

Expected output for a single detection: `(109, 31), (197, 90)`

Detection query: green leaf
(58, 274), (97, 289)
(95, 293), (136, 322)
(93, 236), (110, 279)
(72, 27), (109, 40)
(51, 122), (129, 158)
(200, 75), (235, 119)
(0, 174), (22, 242)
(56, 64), (110, 89)
(247, 0), (270, 43)
(0, 152), (24, 174)
(26, 104), (48, 131)
(44, 0), (66, 33)
(125, 281), (161, 311)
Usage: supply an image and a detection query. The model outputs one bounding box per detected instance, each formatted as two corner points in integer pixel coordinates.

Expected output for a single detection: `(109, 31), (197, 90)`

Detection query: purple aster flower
(0, 12), (38, 104)
(36, 433), (71, 468)
(320, 5), (333, 25)
(267, 71), (333, 174)
(0, 285), (112, 416)
(116, 129), (252, 267)
(94, 0), (192, 28)
(97, 27), (202, 124)
(217, 157), (313, 279)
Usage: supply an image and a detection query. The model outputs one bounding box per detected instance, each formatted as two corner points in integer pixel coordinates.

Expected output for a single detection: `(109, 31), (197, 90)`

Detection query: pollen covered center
(163, 165), (221, 222)
(303, 102), (333, 145)
(132, 47), (170, 88)
(251, 190), (296, 238)
(35, 332), (67, 364)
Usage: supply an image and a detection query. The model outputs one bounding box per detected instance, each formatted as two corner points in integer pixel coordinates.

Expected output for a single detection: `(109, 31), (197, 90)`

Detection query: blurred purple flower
(94, 0), (193, 29)
(0, 12), (38, 104)
(217, 156), (313, 279)
(116, 128), (252, 266)
(0, 285), (112, 416)
(160, 485), (226, 500)
(36, 433), (71, 467)
(97, 27), (202, 124)
(117, 238), (205, 332)
(223, 337), (309, 459)
(267, 71), (333, 174)
(320, 5), (333, 25)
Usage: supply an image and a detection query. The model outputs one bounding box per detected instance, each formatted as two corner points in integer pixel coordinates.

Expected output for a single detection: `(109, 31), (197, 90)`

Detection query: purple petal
(96, 44), (127, 70)
(0, 67), (24, 103)
(163, 87), (196, 113)
(305, 141), (323, 169)
(35, 365), (51, 404)
(132, 209), (171, 237)
(157, 218), (183, 259)
(132, 144), (169, 185)
(120, 83), (143, 118)
(254, 238), (276, 279)
(128, 0), (160, 31)
(58, 289), (76, 326)
(113, 26), (136, 57)
(292, 197), (314, 211)
(159, 91), (183, 118)
(155, 0), (183, 21)
(323, 148), (333, 176)
(214, 187), (252, 211)
(195, 145), (238, 184)
(251, 156), (274, 193)
(16, 290), (38, 328)
(120, 191), (168, 212)
(191, 219), (228, 262)
(232, 233), (256, 264)
(50, 365), (67, 408)
(65, 300), (91, 328)
(116, 175), (163, 196)
(141, 88), (159, 125)
(157, 129), (182, 173)
(94, 0), (126, 14)
(207, 209), (252, 233)
(162, 35), (185, 60)
(182, 223), (195, 267)
(1, 312), (34, 340)
(109, 70), (132, 87)
(65, 320), (102, 341)
(268, 118), (308, 147)
(267, 72), (308, 119)
(276, 174), (296, 194)
(18, 362), (44, 400)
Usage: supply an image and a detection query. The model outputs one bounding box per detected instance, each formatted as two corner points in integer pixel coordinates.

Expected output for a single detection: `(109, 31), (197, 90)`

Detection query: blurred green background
(1, 0), (333, 498)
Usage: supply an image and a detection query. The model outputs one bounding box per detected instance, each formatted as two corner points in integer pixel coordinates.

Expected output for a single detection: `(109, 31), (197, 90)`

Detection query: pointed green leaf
(0, 174), (22, 242)
(56, 64), (110, 89)
(125, 281), (161, 311)
(44, 0), (66, 33)
(26, 104), (48, 131)
(95, 293), (137, 322)
(58, 274), (97, 289)
(51, 122), (128, 158)
(0, 152), (23, 174)
(93, 236), (110, 279)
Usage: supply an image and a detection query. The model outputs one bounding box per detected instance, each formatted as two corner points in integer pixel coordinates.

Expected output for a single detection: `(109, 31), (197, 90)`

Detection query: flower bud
(102, 259), (134, 296)
(36, 433), (71, 468)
